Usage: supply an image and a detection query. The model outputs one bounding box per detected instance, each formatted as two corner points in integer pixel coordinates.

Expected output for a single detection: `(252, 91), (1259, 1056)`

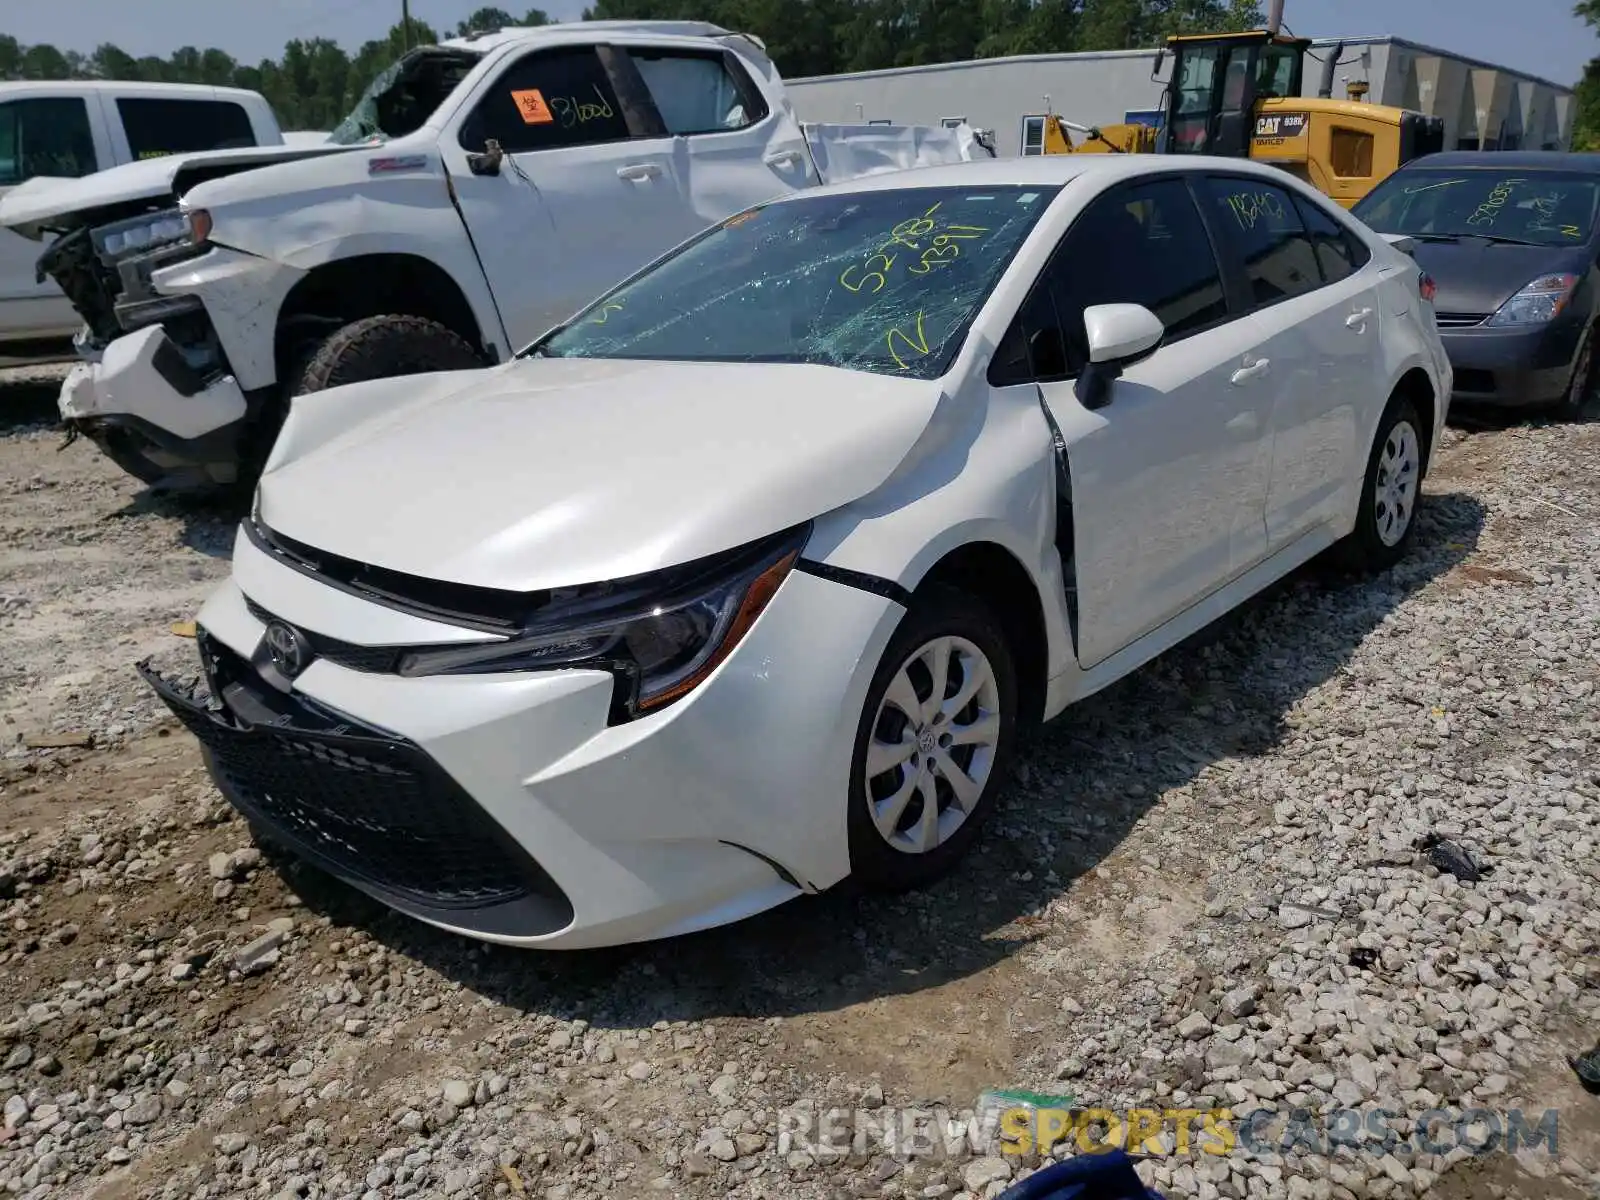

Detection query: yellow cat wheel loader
(1045, 22), (1445, 209)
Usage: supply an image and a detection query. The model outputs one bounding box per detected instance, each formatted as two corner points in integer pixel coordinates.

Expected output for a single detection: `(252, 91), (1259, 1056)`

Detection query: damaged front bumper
(59, 325), (250, 488)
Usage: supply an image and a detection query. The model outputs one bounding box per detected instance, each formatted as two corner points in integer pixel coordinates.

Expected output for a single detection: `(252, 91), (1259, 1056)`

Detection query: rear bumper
(58, 325), (249, 488)
(1440, 319), (1584, 409)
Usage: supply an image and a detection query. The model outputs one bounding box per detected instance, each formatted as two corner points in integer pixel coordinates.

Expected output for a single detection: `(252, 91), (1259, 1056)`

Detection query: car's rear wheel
(1336, 392), (1425, 573)
(847, 585), (1017, 892)
(1555, 323), (1596, 420)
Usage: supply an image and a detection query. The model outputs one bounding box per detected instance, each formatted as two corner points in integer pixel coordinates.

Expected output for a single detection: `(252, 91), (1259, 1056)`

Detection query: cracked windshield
(539, 186), (1058, 378)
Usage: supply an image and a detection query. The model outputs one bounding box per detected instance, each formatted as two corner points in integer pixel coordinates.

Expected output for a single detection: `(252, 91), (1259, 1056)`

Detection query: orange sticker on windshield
(511, 89), (554, 125)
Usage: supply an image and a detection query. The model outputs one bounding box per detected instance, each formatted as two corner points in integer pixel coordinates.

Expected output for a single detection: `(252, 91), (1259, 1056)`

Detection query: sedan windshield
(537, 185), (1059, 379)
(1354, 168), (1600, 246)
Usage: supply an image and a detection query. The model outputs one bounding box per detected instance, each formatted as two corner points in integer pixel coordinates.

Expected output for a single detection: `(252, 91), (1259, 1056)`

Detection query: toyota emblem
(263, 621), (313, 678)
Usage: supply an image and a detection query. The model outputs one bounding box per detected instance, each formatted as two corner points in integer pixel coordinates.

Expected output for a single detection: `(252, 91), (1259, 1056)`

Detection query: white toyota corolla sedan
(143, 155), (1451, 949)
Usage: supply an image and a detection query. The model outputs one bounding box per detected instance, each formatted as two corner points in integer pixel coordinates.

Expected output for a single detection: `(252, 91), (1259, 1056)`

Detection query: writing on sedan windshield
(839, 203), (991, 294)
(1525, 192), (1584, 240)
(588, 300), (624, 325)
(885, 311), (931, 371)
(1465, 177), (1526, 227)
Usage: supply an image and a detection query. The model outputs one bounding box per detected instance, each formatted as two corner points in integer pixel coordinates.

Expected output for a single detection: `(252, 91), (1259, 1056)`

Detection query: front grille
(243, 595), (404, 673)
(140, 636), (569, 916)
(1453, 367), (1497, 394)
(1436, 312), (1489, 328)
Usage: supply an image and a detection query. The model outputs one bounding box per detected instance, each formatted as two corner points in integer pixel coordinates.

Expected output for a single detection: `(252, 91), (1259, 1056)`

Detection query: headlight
(92, 207), (211, 263)
(1485, 274), (1580, 327)
(397, 524), (810, 717)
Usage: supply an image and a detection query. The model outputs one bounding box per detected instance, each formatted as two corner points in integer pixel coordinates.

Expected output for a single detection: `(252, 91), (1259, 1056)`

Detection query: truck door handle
(764, 149), (803, 167)
(616, 163), (661, 181)
(1346, 307), (1374, 328)
(1230, 357), (1270, 385)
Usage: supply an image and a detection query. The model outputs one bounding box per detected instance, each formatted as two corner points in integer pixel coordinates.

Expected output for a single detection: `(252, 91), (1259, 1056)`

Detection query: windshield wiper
(1461, 233), (1545, 246)
(519, 326), (565, 359)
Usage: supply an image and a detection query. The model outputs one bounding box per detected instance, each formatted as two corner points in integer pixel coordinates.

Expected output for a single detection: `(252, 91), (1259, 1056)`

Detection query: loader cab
(1156, 31), (1309, 158)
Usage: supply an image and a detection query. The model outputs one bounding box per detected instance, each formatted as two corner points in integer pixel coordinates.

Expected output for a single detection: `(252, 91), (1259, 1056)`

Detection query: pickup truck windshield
(329, 47), (483, 145)
(538, 185), (1058, 379)
(1354, 169), (1600, 246)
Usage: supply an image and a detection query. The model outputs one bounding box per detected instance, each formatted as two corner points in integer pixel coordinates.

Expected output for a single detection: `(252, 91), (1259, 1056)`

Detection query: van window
(0, 97), (97, 185)
(117, 98), (256, 159)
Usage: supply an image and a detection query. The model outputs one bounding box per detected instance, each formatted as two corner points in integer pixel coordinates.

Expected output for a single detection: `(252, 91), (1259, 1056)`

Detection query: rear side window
(1293, 194), (1370, 283)
(117, 98), (255, 159)
(1199, 176), (1322, 307)
(0, 97), (97, 184)
(626, 48), (765, 135)
(459, 47), (631, 152)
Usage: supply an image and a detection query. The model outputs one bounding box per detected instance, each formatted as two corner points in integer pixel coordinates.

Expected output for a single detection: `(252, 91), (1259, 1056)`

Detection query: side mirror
(1151, 49), (1166, 80)
(1074, 303), (1164, 410)
(467, 139), (505, 177)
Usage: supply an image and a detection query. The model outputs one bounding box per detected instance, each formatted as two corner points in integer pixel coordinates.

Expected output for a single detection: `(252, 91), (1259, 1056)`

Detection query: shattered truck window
(538, 186), (1058, 380)
(329, 47), (483, 145)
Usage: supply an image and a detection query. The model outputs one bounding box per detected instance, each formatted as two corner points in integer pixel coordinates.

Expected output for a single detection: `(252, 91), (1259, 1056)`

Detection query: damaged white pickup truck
(0, 21), (992, 490)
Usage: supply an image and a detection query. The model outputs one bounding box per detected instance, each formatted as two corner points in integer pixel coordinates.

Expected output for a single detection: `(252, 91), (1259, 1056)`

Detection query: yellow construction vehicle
(1044, 26), (1445, 208)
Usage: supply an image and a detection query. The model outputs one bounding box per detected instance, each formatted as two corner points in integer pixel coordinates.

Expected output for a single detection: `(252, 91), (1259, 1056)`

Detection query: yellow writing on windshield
(1465, 178), (1527, 227)
(886, 311), (931, 371)
(840, 203), (989, 294)
(1403, 179), (1465, 195)
(588, 301), (624, 325)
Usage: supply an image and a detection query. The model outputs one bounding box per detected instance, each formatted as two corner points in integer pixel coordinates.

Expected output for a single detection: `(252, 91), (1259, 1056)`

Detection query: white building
(786, 36), (1574, 159)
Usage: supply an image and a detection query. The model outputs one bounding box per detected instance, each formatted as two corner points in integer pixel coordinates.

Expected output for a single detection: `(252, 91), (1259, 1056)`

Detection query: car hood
(1410, 240), (1594, 317)
(0, 142), (352, 238)
(256, 357), (949, 593)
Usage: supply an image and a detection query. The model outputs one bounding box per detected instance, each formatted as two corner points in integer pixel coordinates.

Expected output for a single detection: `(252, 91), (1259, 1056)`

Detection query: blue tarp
(995, 1151), (1166, 1200)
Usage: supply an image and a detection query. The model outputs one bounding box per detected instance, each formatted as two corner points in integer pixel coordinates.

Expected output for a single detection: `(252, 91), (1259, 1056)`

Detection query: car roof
(1401, 151), (1600, 172)
(785, 153), (1314, 199)
(439, 20), (744, 53)
(0, 80), (264, 101)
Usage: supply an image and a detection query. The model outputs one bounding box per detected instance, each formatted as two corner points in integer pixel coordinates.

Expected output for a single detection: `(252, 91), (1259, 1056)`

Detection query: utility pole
(402, 0), (412, 50)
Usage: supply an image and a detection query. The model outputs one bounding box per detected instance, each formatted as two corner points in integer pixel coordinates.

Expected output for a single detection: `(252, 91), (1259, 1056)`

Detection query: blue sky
(6, 0), (1597, 88)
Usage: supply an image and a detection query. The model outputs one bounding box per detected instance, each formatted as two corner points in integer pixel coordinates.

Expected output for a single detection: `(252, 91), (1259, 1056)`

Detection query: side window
(1329, 127), (1375, 178)
(117, 98), (255, 159)
(0, 98), (97, 185)
(459, 47), (631, 153)
(1292, 193), (1371, 283)
(989, 281), (1069, 387)
(1052, 178), (1229, 368)
(1198, 176), (1322, 307)
(625, 49), (766, 135)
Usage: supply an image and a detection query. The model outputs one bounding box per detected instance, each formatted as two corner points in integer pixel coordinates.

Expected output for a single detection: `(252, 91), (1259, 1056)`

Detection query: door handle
(1346, 307), (1374, 328)
(616, 163), (661, 181)
(1230, 357), (1270, 385)
(764, 149), (804, 167)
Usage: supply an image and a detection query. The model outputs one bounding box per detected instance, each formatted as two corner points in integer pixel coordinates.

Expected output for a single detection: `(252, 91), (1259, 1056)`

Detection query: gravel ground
(1, 367), (1598, 1200)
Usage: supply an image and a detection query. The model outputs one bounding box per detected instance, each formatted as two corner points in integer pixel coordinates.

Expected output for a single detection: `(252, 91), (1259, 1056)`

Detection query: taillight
(1419, 271), (1437, 304)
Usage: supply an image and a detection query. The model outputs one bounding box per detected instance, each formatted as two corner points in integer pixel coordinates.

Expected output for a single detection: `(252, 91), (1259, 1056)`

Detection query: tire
(292, 314), (484, 395)
(239, 314), (484, 483)
(846, 585), (1018, 892)
(1553, 323), (1596, 420)
(1336, 392), (1426, 573)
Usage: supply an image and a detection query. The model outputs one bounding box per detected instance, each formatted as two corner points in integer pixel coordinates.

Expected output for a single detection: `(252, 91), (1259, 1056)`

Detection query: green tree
(1574, 0), (1600, 148)
(457, 7), (517, 34)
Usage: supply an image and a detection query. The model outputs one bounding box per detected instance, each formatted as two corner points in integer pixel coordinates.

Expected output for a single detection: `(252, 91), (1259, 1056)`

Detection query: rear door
(1193, 173), (1372, 548)
(441, 43), (697, 347)
(619, 43), (815, 233)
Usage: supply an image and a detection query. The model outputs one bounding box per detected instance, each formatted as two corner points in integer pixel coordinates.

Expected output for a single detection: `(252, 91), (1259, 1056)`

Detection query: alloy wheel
(862, 635), (1002, 855)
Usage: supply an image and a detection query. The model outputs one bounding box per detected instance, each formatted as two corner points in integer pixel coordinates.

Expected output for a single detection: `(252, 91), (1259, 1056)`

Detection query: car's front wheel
(1337, 392), (1425, 572)
(847, 585), (1017, 892)
(1555, 323), (1597, 420)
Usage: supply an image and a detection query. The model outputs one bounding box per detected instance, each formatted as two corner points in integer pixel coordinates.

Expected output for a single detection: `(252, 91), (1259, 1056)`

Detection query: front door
(441, 44), (696, 348)
(1024, 175), (1273, 666)
(0, 94), (111, 343)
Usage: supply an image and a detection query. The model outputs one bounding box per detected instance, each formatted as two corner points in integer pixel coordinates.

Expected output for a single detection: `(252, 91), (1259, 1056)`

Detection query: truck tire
(292, 314), (483, 395)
